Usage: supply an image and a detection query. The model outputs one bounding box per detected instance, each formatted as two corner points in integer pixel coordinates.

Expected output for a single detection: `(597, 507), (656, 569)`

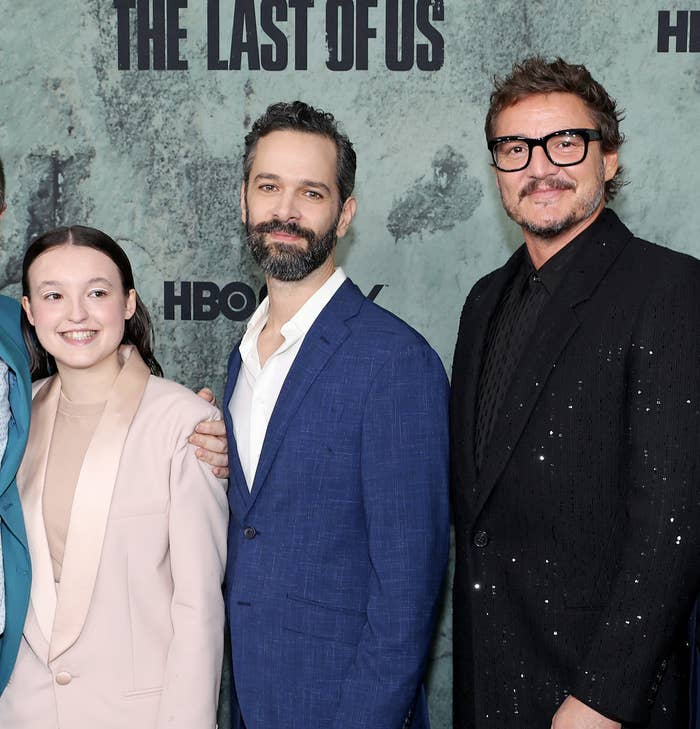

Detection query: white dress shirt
(229, 268), (347, 490)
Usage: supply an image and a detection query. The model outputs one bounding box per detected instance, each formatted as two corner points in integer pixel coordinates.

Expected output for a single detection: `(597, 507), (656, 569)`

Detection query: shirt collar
(524, 208), (611, 295)
(280, 267), (347, 343)
(239, 267), (347, 365)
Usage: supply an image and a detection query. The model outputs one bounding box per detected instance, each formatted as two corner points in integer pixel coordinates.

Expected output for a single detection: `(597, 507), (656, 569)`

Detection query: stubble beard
(502, 162), (606, 240)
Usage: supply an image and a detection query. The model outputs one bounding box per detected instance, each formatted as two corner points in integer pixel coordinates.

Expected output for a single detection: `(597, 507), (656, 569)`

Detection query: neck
(523, 203), (605, 270)
(56, 352), (122, 403)
(264, 257), (335, 333)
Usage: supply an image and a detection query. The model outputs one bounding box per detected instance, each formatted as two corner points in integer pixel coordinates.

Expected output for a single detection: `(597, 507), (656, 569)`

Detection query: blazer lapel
(243, 281), (362, 516)
(472, 303), (581, 519)
(471, 212), (632, 521)
(451, 250), (523, 497)
(50, 346), (150, 661)
(223, 347), (253, 514)
(17, 377), (61, 645)
(0, 322), (32, 552)
(0, 323), (31, 499)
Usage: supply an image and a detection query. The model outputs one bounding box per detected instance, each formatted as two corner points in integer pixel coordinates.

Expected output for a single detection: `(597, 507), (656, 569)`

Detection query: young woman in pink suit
(0, 225), (228, 729)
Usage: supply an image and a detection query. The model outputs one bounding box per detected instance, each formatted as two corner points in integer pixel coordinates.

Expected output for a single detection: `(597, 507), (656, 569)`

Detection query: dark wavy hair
(243, 101), (357, 207)
(485, 56), (626, 201)
(21, 225), (163, 379)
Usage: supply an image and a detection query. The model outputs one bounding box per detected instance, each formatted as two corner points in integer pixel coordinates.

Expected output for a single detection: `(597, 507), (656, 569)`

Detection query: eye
(551, 134), (584, 151)
(499, 141), (528, 158)
(259, 183), (277, 192)
(42, 291), (62, 301)
(88, 289), (109, 298)
(304, 190), (323, 200)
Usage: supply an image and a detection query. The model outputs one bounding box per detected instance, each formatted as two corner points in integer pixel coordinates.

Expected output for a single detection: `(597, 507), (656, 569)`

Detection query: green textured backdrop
(1, 3), (698, 727)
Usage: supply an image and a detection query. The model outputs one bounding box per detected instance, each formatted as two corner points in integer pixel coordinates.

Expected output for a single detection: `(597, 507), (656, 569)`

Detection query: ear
(124, 289), (137, 320)
(492, 165), (502, 193)
(240, 183), (247, 225)
(21, 296), (35, 326)
(603, 149), (619, 183)
(335, 196), (357, 239)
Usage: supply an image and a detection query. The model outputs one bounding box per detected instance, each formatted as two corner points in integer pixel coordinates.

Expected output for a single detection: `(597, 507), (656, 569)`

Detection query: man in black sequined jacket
(450, 56), (700, 729)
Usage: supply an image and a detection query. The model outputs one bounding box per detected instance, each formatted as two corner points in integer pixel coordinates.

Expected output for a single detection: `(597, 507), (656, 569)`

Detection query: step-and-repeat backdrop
(1, 2), (698, 725)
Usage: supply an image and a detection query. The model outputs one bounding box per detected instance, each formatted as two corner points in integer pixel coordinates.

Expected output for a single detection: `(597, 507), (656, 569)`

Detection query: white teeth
(61, 331), (96, 341)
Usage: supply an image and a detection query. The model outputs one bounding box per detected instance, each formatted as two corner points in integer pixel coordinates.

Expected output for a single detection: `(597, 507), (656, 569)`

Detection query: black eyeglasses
(487, 129), (602, 172)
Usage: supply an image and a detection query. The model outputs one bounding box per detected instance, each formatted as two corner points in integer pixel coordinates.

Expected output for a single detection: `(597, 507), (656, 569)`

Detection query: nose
(271, 190), (301, 223)
(527, 144), (559, 177)
(68, 297), (88, 323)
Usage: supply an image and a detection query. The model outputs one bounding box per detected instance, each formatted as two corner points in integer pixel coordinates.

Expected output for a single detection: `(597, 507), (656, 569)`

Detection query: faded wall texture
(1, 2), (698, 727)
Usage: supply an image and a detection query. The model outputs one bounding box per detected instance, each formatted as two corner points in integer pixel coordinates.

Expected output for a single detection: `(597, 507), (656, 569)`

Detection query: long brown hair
(21, 225), (163, 379)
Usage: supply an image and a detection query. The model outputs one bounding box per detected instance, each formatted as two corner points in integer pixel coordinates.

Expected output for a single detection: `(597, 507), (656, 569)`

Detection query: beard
(503, 162), (605, 240)
(245, 215), (338, 282)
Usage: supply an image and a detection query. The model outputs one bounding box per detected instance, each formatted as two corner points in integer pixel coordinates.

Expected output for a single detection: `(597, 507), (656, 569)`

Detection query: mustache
(250, 220), (316, 242)
(519, 178), (575, 199)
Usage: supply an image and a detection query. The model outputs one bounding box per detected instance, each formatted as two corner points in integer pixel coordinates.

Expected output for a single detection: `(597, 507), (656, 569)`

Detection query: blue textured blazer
(223, 279), (450, 729)
(0, 295), (31, 694)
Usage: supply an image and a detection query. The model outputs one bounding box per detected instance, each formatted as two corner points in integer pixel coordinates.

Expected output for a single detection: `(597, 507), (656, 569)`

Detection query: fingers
(194, 418), (227, 439)
(189, 432), (227, 455)
(191, 434), (230, 479)
(207, 464), (229, 479)
(196, 387), (217, 406)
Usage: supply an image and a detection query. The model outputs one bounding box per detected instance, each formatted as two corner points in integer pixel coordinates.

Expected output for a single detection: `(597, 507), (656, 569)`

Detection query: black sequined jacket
(450, 208), (700, 729)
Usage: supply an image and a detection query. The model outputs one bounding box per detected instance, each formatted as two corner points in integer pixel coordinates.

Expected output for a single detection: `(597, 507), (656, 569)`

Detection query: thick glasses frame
(487, 128), (603, 172)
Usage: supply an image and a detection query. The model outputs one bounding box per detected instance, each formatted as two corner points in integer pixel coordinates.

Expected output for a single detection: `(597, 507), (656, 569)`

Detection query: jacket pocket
(123, 686), (163, 699)
(126, 541), (172, 691)
(283, 594), (366, 646)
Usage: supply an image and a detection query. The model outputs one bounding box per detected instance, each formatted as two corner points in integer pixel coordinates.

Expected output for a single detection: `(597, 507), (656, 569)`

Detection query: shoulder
(0, 295), (20, 317)
(139, 376), (221, 429)
(627, 236), (700, 280)
(616, 237), (700, 312)
(0, 295), (22, 343)
(460, 248), (522, 314)
(338, 296), (448, 395)
(339, 280), (438, 355)
(350, 297), (446, 375)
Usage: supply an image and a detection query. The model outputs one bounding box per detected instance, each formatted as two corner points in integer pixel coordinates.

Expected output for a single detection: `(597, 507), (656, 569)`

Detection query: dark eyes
(41, 290), (109, 301)
(257, 184), (323, 199)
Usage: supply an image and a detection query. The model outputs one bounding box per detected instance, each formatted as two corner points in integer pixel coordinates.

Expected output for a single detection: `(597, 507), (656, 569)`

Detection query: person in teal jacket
(0, 295), (31, 694)
(0, 159), (32, 695)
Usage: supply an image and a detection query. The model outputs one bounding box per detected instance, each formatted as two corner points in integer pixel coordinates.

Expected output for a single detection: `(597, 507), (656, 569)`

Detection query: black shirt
(473, 219), (592, 470)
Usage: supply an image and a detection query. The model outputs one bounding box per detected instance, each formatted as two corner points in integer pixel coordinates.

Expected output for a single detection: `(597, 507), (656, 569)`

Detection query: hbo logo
(164, 281), (385, 321)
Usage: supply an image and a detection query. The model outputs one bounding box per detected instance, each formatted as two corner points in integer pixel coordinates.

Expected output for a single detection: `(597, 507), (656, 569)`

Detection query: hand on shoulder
(190, 387), (228, 479)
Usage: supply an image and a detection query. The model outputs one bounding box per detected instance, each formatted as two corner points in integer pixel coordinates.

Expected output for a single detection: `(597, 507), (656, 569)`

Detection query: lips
(520, 180), (575, 199)
(268, 230), (302, 242)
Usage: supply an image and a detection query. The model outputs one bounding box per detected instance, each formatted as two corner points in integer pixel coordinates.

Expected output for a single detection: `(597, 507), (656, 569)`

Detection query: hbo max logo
(163, 281), (385, 321)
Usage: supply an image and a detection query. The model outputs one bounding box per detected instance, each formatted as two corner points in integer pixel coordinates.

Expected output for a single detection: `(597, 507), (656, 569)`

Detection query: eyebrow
(253, 172), (332, 196)
(37, 277), (114, 288)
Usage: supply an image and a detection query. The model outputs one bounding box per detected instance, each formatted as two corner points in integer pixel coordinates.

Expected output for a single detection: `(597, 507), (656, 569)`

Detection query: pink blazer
(0, 346), (228, 729)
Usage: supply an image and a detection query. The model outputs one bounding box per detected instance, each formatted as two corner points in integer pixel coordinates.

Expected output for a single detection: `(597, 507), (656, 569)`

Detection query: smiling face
(492, 92), (618, 248)
(241, 129), (356, 281)
(22, 244), (136, 380)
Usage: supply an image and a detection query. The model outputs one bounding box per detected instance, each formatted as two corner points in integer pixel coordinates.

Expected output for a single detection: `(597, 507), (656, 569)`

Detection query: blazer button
(55, 672), (72, 686)
(473, 530), (489, 548)
(243, 526), (257, 540)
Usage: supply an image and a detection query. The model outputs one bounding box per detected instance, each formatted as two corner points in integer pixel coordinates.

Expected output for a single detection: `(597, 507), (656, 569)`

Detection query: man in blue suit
(223, 101), (450, 729)
(0, 158), (32, 694)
